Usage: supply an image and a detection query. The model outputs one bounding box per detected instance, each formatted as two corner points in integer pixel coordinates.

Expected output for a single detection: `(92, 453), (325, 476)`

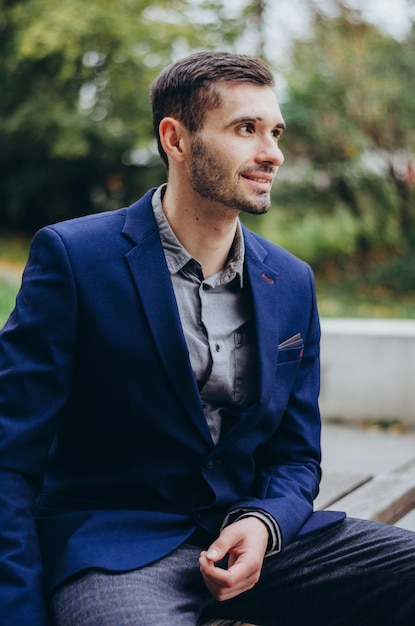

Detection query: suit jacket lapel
(122, 191), (211, 442)
(244, 229), (280, 409)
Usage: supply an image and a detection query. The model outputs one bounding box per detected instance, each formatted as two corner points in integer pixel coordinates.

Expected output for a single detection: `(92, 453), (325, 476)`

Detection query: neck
(162, 180), (239, 278)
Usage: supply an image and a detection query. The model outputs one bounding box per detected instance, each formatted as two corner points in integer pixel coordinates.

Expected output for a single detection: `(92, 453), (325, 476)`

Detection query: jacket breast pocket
(277, 345), (304, 364)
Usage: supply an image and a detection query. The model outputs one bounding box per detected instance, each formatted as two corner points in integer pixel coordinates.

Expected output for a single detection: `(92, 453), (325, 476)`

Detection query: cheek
(210, 153), (237, 181)
(216, 148), (244, 177)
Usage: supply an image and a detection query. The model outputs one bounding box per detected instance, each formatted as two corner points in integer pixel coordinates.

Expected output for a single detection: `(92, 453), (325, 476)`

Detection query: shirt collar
(152, 184), (245, 287)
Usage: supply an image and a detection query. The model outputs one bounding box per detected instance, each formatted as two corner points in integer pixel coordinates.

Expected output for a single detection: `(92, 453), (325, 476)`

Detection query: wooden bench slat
(314, 470), (372, 510)
(395, 507), (415, 531)
(327, 463), (415, 524)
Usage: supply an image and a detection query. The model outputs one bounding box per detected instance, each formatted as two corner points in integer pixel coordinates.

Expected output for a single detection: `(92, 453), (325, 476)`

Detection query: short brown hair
(150, 51), (274, 168)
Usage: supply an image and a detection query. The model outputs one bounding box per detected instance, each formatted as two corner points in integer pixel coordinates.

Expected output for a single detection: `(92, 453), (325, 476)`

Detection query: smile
(250, 176), (271, 184)
(242, 173), (273, 187)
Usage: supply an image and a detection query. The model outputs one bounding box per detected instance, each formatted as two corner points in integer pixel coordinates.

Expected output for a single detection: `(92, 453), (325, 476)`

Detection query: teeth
(242, 173), (272, 184)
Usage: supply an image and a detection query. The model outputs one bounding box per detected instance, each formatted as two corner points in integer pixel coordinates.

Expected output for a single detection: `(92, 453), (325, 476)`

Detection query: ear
(158, 117), (188, 164)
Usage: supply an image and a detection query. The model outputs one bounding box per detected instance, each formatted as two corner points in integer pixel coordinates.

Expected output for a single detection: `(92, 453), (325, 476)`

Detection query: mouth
(241, 172), (274, 191)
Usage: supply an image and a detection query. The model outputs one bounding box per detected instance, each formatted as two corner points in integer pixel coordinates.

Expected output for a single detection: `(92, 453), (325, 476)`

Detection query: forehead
(204, 81), (284, 128)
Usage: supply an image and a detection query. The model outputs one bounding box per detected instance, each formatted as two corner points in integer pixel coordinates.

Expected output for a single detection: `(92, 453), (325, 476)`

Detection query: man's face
(187, 82), (285, 215)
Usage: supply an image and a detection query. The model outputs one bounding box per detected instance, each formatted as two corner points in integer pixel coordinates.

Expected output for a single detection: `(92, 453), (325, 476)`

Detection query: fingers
(199, 550), (260, 601)
(198, 517), (269, 601)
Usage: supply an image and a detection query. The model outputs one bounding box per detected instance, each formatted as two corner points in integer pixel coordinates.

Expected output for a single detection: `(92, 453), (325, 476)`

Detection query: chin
(242, 197), (271, 215)
(244, 206), (270, 216)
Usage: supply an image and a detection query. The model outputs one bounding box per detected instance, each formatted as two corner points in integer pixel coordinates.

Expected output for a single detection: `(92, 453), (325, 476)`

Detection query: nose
(256, 137), (284, 167)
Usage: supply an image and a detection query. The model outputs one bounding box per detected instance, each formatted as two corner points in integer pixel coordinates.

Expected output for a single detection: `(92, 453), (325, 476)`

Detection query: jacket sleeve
(0, 227), (77, 625)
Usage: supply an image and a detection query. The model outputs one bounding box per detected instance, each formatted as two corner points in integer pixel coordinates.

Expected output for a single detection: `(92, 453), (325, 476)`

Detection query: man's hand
(199, 516), (269, 601)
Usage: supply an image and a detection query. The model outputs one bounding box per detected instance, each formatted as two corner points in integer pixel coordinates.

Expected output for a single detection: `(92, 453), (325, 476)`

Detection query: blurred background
(1, 0), (415, 324)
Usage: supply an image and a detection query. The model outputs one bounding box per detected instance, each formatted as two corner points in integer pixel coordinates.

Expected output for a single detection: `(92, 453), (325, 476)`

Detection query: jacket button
(204, 459), (215, 470)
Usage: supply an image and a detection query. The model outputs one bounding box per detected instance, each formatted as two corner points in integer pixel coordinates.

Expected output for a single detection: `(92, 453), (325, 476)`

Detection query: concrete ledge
(319, 318), (415, 426)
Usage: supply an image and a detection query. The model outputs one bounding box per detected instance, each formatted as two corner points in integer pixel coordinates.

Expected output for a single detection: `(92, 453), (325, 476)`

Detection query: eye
(272, 127), (285, 141)
(239, 123), (255, 134)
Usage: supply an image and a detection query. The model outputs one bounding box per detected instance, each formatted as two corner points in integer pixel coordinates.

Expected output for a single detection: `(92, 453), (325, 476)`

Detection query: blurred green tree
(277, 1), (415, 265)
(0, 0), (244, 231)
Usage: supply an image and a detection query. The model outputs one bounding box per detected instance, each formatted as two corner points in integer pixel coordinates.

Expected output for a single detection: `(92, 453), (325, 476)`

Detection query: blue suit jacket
(0, 189), (344, 624)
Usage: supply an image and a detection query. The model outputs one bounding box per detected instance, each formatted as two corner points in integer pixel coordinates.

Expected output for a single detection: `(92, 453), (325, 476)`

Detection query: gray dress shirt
(152, 185), (257, 445)
(152, 185), (280, 553)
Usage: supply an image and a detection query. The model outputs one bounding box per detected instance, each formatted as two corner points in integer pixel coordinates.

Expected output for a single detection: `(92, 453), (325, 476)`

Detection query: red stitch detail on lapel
(261, 273), (274, 284)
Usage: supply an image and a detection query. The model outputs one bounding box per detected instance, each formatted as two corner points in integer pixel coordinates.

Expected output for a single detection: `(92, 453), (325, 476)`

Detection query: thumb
(205, 535), (230, 562)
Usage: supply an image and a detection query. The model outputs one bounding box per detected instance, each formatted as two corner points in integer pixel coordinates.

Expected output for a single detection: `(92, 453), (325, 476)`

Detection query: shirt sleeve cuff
(221, 508), (282, 556)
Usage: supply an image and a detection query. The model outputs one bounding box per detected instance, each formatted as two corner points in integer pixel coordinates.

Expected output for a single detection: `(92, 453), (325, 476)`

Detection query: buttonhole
(261, 273), (274, 284)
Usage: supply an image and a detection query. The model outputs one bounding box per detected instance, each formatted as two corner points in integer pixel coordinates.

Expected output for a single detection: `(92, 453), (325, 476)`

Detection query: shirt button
(215, 343), (220, 352)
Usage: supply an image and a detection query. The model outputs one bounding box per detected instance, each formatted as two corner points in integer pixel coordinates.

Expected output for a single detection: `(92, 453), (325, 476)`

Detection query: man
(0, 51), (415, 626)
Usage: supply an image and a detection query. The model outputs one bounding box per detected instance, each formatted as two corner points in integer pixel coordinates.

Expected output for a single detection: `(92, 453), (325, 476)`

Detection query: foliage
(1, 0), (415, 300)
(276, 1), (415, 264)
(0, 277), (19, 327)
(0, 0), (245, 232)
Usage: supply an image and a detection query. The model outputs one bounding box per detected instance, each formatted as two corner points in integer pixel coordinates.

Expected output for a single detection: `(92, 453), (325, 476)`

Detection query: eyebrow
(226, 116), (286, 132)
